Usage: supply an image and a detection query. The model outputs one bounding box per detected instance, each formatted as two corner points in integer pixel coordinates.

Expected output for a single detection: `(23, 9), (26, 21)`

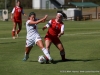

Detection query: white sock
(42, 48), (52, 60)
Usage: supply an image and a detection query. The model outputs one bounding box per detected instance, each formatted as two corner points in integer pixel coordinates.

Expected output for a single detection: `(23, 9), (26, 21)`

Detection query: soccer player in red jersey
(11, 0), (26, 39)
(42, 13), (66, 61)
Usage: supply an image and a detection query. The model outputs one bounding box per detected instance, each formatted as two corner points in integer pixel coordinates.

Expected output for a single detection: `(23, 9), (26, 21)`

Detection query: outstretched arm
(29, 15), (48, 25)
(11, 7), (15, 20)
(58, 25), (64, 37)
(42, 20), (51, 31)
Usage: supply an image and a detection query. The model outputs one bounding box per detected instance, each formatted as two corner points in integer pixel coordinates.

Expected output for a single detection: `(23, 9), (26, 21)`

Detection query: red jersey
(12, 6), (23, 22)
(46, 19), (64, 37)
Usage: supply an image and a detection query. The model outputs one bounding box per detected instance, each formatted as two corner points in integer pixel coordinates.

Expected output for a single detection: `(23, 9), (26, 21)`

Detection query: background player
(11, 0), (26, 39)
(42, 13), (66, 61)
(23, 12), (53, 63)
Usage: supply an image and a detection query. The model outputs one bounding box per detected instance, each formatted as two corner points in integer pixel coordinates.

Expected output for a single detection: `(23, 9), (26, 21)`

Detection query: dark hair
(17, 0), (21, 3)
(17, 0), (22, 8)
(29, 12), (36, 17)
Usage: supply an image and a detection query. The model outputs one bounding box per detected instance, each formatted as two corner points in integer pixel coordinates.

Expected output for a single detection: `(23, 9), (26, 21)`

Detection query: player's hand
(11, 16), (14, 22)
(42, 26), (47, 31)
(43, 15), (48, 21)
(24, 14), (27, 17)
(44, 15), (48, 19)
(11, 16), (13, 20)
(58, 33), (61, 37)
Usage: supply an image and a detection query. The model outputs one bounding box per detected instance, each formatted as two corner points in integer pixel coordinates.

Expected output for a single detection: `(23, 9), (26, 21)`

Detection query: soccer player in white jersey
(23, 12), (53, 63)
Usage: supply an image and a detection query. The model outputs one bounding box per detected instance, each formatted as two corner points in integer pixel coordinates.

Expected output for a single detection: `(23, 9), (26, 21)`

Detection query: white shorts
(26, 36), (42, 47)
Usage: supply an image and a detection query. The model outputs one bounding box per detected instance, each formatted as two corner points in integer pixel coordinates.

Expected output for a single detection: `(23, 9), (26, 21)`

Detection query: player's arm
(22, 9), (27, 16)
(29, 15), (48, 25)
(58, 24), (64, 37)
(42, 20), (51, 31)
(11, 7), (15, 20)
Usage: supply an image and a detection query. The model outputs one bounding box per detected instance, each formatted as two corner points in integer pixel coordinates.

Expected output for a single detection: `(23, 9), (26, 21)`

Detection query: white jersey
(26, 20), (39, 39)
(25, 20), (42, 47)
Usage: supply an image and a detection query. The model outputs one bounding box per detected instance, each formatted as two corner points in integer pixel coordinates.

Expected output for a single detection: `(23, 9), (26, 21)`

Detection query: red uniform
(45, 19), (64, 44)
(12, 6), (23, 23)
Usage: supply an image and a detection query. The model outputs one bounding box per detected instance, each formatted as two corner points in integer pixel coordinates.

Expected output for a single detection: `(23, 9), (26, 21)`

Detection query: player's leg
(36, 40), (52, 61)
(12, 22), (17, 39)
(23, 46), (33, 61)
(23, 39), (34, 61)
(16, 22), (22, 37)
(53, 38), (66, 61)
(45, 39), (52, 54)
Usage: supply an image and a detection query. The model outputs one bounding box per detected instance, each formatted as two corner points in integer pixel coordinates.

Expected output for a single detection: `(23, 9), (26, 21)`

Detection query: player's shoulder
(26, 20), (31, 24)
(50, 18), (56, 23)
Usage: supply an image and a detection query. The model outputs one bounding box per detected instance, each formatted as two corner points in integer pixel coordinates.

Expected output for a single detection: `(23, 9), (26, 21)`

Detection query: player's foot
(12, 36), (15, 39)
(16, 32), (19, 38)
(49, 59), (54, 64)
(62, 58), (68, 62)
(16, 34), (19, 38)
(23, 54), (29, 61)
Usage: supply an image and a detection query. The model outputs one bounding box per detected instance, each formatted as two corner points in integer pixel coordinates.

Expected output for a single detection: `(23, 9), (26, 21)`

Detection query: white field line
(0, 32), (100, 39)
(64, 32), (100, 36)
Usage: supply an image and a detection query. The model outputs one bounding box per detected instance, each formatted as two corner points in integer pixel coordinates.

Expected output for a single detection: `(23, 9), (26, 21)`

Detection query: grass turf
(0, 20), (100, 75)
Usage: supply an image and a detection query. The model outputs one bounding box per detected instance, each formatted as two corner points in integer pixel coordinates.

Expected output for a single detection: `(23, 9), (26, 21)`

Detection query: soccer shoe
(12, 36), (15, 39)
(16, 34), (19, 38)
(62, 58), (68, 62)
(49, 59), (54, 64)
(16, 32), (19, 38)
(23, 55), (29, 61)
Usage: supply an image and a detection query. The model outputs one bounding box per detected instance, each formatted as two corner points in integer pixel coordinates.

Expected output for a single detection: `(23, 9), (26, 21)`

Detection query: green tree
(0, 0), (5, 9)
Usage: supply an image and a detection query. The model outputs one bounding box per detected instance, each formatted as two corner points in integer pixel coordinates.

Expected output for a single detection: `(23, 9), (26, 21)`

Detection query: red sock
(12, 31), (15, 37)
(17, 29), (20, 34)
(61, 54), (65, 61)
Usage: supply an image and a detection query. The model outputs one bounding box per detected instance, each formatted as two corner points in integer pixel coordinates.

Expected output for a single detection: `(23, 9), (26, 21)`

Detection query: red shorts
(13, 17), (22, 23)
(44, 35), (61, 45)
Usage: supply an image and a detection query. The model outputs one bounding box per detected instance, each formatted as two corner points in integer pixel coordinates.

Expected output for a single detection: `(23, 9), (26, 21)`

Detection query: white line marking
(64, 32), (100, 36)
(0, 32), (100, 39)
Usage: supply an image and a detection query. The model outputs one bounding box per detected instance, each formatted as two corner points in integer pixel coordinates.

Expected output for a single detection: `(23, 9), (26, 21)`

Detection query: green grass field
(0, 20), (100, 75)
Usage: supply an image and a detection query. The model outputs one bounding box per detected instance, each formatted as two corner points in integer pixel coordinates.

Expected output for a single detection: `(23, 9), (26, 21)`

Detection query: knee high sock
(12, 31), (15, 37)
(42, 48), (52, 60)
(60, 50), (65, 60)
(17, 29), (21, 34)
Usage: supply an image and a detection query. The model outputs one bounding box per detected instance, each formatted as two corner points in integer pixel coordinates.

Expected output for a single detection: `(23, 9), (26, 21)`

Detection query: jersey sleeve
(22, 9), (24, 14)
(26, 20), (31, 25)
(45, 20), (52, 28)
(61, 24), (64, 32)
(11, 7), (15, 14)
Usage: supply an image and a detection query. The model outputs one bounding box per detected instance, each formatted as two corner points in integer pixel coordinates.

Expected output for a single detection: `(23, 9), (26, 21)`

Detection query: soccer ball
(38, 55), (46, 64)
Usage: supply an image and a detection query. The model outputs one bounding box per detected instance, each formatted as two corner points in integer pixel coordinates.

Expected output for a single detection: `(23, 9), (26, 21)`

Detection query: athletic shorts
(44, 35), (61, 45)
(13, 17), (22, 23)
(26, 36), (42, 47)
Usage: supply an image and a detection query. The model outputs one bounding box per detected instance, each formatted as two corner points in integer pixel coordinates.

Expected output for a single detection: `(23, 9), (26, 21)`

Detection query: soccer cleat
(16, 32), (19, 38)
(49, 59), (54, 64)
(23, 54), (29, 61)
(12, 36), (15, 39)
(16, 34), (19, 38)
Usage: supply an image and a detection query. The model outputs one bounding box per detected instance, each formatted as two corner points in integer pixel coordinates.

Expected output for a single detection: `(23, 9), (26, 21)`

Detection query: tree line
(0, 0), (32, 10)
(0, 0), (100, 10)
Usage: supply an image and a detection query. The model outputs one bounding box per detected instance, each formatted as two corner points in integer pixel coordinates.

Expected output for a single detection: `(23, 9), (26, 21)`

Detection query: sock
(12, 31), (15, 37)
(42, 48), (52, 60)
(25, 52), (29, 57)
(48, 50), (50, 54)
(60, 51), (65, 60)
(17, 29), (20, 34)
